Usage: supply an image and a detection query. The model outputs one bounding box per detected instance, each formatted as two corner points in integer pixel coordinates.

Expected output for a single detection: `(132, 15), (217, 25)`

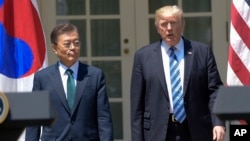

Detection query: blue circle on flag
(0, 0), (4, 7)
(0, 23), (33, 78)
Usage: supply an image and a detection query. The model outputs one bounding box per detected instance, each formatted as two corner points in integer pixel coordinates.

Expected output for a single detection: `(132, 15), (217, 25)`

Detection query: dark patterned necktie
(66, 69), (75, 110)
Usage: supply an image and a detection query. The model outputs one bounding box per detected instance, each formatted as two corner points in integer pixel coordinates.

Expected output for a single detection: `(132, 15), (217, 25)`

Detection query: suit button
(71, 120), (74, 124)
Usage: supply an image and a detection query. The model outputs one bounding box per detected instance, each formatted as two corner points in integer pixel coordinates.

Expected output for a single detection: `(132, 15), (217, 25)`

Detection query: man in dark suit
(25, 23), (113, 141)
(130, 5), (225, 141)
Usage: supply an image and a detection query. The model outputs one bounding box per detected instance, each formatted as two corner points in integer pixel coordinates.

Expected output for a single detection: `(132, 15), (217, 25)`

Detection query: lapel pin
(188, 51), (192, 54)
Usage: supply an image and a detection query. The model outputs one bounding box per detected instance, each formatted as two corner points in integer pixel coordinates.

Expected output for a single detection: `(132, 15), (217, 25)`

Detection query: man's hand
(213, 126), (225, 141)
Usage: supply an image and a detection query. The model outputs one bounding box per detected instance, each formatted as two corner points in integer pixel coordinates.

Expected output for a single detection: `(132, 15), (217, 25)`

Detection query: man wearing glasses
(25, 23), (113, 141)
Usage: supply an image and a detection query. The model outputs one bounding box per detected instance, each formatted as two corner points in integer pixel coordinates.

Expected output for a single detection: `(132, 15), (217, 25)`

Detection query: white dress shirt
(161, 39), (185, 113)
(58, 61), (79, 98)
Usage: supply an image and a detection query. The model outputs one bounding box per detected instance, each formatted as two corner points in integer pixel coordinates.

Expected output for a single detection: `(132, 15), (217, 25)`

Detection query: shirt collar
(161, 38), (184, 53)
(59, 61), (79, 77)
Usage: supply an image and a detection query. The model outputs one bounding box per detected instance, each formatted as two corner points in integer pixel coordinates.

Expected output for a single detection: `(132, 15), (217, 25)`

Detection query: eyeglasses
(57, 40), (81, 48)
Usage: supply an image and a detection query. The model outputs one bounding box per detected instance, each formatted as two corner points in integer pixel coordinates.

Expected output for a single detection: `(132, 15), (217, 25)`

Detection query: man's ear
(52, 44), (57, 54)
(156, 26), (161, 34)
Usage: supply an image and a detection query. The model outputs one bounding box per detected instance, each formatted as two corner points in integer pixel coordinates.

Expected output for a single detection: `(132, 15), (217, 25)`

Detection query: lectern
(0, 91), (56, 140)
(213, 86), (250, 120)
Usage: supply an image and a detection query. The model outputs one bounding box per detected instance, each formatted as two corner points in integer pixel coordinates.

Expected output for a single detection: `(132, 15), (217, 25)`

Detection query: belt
(169, 114), (179, 123)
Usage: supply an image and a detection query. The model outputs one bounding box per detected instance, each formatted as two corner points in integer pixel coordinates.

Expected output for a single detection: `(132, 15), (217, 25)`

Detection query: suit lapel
(49, 64), (71, 113)
(154, 41), (169, 98)
(183, 39), (194, 96)
(71, 62), (89, 113)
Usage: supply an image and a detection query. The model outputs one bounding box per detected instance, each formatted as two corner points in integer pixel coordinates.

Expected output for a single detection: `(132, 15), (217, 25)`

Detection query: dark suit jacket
(26, 61), (113, 141)
(130, 37), (225, 141)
